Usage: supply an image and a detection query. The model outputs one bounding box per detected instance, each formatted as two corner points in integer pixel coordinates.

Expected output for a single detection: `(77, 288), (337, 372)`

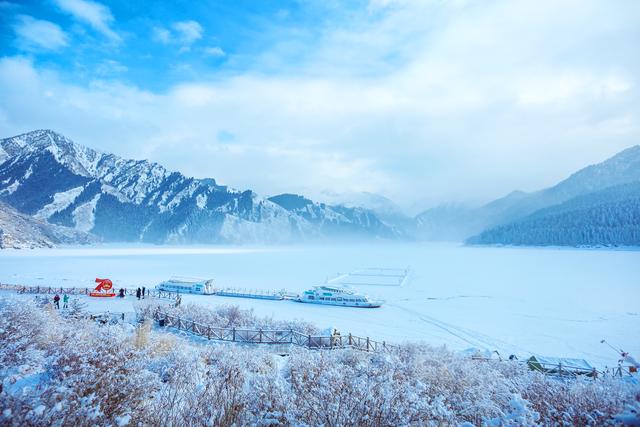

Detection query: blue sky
(1, 0), (639, 211)
(1, 1), (374, 89)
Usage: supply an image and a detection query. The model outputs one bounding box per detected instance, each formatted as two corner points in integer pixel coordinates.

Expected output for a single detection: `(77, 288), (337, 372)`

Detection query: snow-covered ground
(1, 243), (638, 367)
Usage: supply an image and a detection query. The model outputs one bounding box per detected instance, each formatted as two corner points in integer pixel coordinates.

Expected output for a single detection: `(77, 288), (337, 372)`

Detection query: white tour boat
(157, 276), (215, 295)
(298, 285), (383, 308)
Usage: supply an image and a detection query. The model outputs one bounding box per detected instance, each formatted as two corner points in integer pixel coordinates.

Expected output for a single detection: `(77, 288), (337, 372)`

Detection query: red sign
(91, 278), (116, 297)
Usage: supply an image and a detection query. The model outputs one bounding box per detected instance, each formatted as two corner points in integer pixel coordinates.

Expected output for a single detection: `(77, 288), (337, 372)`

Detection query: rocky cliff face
(0, 201), (96, 249)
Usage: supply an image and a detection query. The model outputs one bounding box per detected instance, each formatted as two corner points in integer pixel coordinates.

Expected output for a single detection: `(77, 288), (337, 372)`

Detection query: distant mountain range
(0, 130), (399, 246)
(416, 145), (640, 246)
(0, 129), (638, 247)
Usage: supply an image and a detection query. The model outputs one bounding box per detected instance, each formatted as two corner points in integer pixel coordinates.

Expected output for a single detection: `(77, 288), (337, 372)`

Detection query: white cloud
(203, 46), (225, 57)
(53, 0), (120, 42)
(152, 20), (204, 51)
(12, 15), (69, 51)
(152, 26), (171, 44)
(172, 20), (203, 44)
(94, 59), (127, 75)
(1, 0), (639, 208)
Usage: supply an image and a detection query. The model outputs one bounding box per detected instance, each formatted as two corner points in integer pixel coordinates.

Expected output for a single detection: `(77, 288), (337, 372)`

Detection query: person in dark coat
(136, 287), (141, 300)
(142, 287), (146, 299)
(53, 294), (60, 309)
(119, 288), (125, 298)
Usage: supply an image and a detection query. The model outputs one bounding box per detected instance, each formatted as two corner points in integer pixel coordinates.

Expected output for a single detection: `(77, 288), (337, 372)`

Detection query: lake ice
(1, 243), (638, 368)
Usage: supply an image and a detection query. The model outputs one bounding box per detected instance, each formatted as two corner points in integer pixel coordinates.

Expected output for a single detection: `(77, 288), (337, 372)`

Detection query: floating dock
(215, 288), (285, 301)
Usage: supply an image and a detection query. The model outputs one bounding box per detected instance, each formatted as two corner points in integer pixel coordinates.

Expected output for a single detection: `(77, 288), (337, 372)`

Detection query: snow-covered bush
(1, 296), (638, 426)
(138, 301), (320, 334)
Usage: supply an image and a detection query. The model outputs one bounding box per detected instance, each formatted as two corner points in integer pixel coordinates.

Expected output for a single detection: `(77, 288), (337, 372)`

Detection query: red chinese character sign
(90, 278), (116, 297)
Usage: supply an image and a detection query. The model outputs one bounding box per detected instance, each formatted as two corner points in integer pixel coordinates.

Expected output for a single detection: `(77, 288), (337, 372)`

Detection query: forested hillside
(468, 183), (640, 246)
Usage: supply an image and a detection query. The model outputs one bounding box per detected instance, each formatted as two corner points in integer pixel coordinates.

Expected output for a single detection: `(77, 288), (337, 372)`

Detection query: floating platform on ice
(215, 288), (284, 301)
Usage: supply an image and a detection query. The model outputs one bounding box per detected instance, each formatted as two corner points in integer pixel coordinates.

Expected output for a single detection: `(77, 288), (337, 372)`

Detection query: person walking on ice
(53, 294), (60, 309)
(63, 294), (69, 309)
(136, 287), (141, 300)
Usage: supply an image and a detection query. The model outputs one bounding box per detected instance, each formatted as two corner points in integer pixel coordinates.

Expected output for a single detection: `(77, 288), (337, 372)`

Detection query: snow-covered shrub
(140, 301), (320, 334)
(614, 392), (640, 426)
(1, 296), (639, 426)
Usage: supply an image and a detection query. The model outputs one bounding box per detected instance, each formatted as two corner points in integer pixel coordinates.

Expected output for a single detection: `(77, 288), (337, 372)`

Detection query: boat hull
(297, 299), (381, 308)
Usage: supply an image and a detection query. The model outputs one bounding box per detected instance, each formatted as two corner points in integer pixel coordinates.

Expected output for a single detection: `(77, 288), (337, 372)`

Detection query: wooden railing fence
(153, 310), (394, 353)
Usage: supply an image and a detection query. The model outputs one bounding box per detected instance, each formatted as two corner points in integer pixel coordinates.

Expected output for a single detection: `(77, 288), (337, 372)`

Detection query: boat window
(337, 298), (342, 301)
(308, 296), (315, 300)
(319, 297), (325, 301)
(331, 298), (336, 301)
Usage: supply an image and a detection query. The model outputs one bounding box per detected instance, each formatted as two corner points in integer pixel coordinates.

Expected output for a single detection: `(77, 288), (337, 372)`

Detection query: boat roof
(314, 285), (353, 292)
(166, 276), (213, 283)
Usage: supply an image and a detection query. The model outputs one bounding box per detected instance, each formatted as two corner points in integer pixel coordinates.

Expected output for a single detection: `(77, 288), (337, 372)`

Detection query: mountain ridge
(0, 130), (399, 244)
(416, 145), (640, 242)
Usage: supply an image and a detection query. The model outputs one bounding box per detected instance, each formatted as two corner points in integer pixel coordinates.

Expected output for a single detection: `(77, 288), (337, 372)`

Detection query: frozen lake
(1, 243), (638, 367)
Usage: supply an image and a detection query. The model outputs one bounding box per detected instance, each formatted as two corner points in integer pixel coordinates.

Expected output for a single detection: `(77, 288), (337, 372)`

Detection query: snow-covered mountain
(0, 130), (398, 244)
(268, 193), (401, 239)
(316, 190), (404, 217)
(314, 190), (413, 233)
(0, 201), (96, 249)
(417, 145), (640, 243)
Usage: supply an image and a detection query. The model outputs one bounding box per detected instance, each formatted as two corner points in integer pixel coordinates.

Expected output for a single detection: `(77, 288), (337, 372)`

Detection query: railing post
(207, 326), (211, 340)
(366, 337), (370, 352)
(349, 333), (352, 346)
(290, 329), (293, 344)
(259, 329), (262, 343)
(308, 334), (311, 348)
(232, 328), (236, 342)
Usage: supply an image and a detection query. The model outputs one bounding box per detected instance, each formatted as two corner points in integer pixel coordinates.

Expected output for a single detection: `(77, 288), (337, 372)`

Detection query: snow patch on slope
(100, 184), (130, 203)
(0, 181), (19, 195)
(196, 193), (207, 209)
(34, 186), (85, 219)
(0, 145), (8, 166)
(72, 194), (101, 232)
(23, 165), (33, 180)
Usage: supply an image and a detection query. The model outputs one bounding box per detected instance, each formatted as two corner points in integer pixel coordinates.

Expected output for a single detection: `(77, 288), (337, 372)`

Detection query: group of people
(135, 287), (147, 299)
(52, 293), (69, 309)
